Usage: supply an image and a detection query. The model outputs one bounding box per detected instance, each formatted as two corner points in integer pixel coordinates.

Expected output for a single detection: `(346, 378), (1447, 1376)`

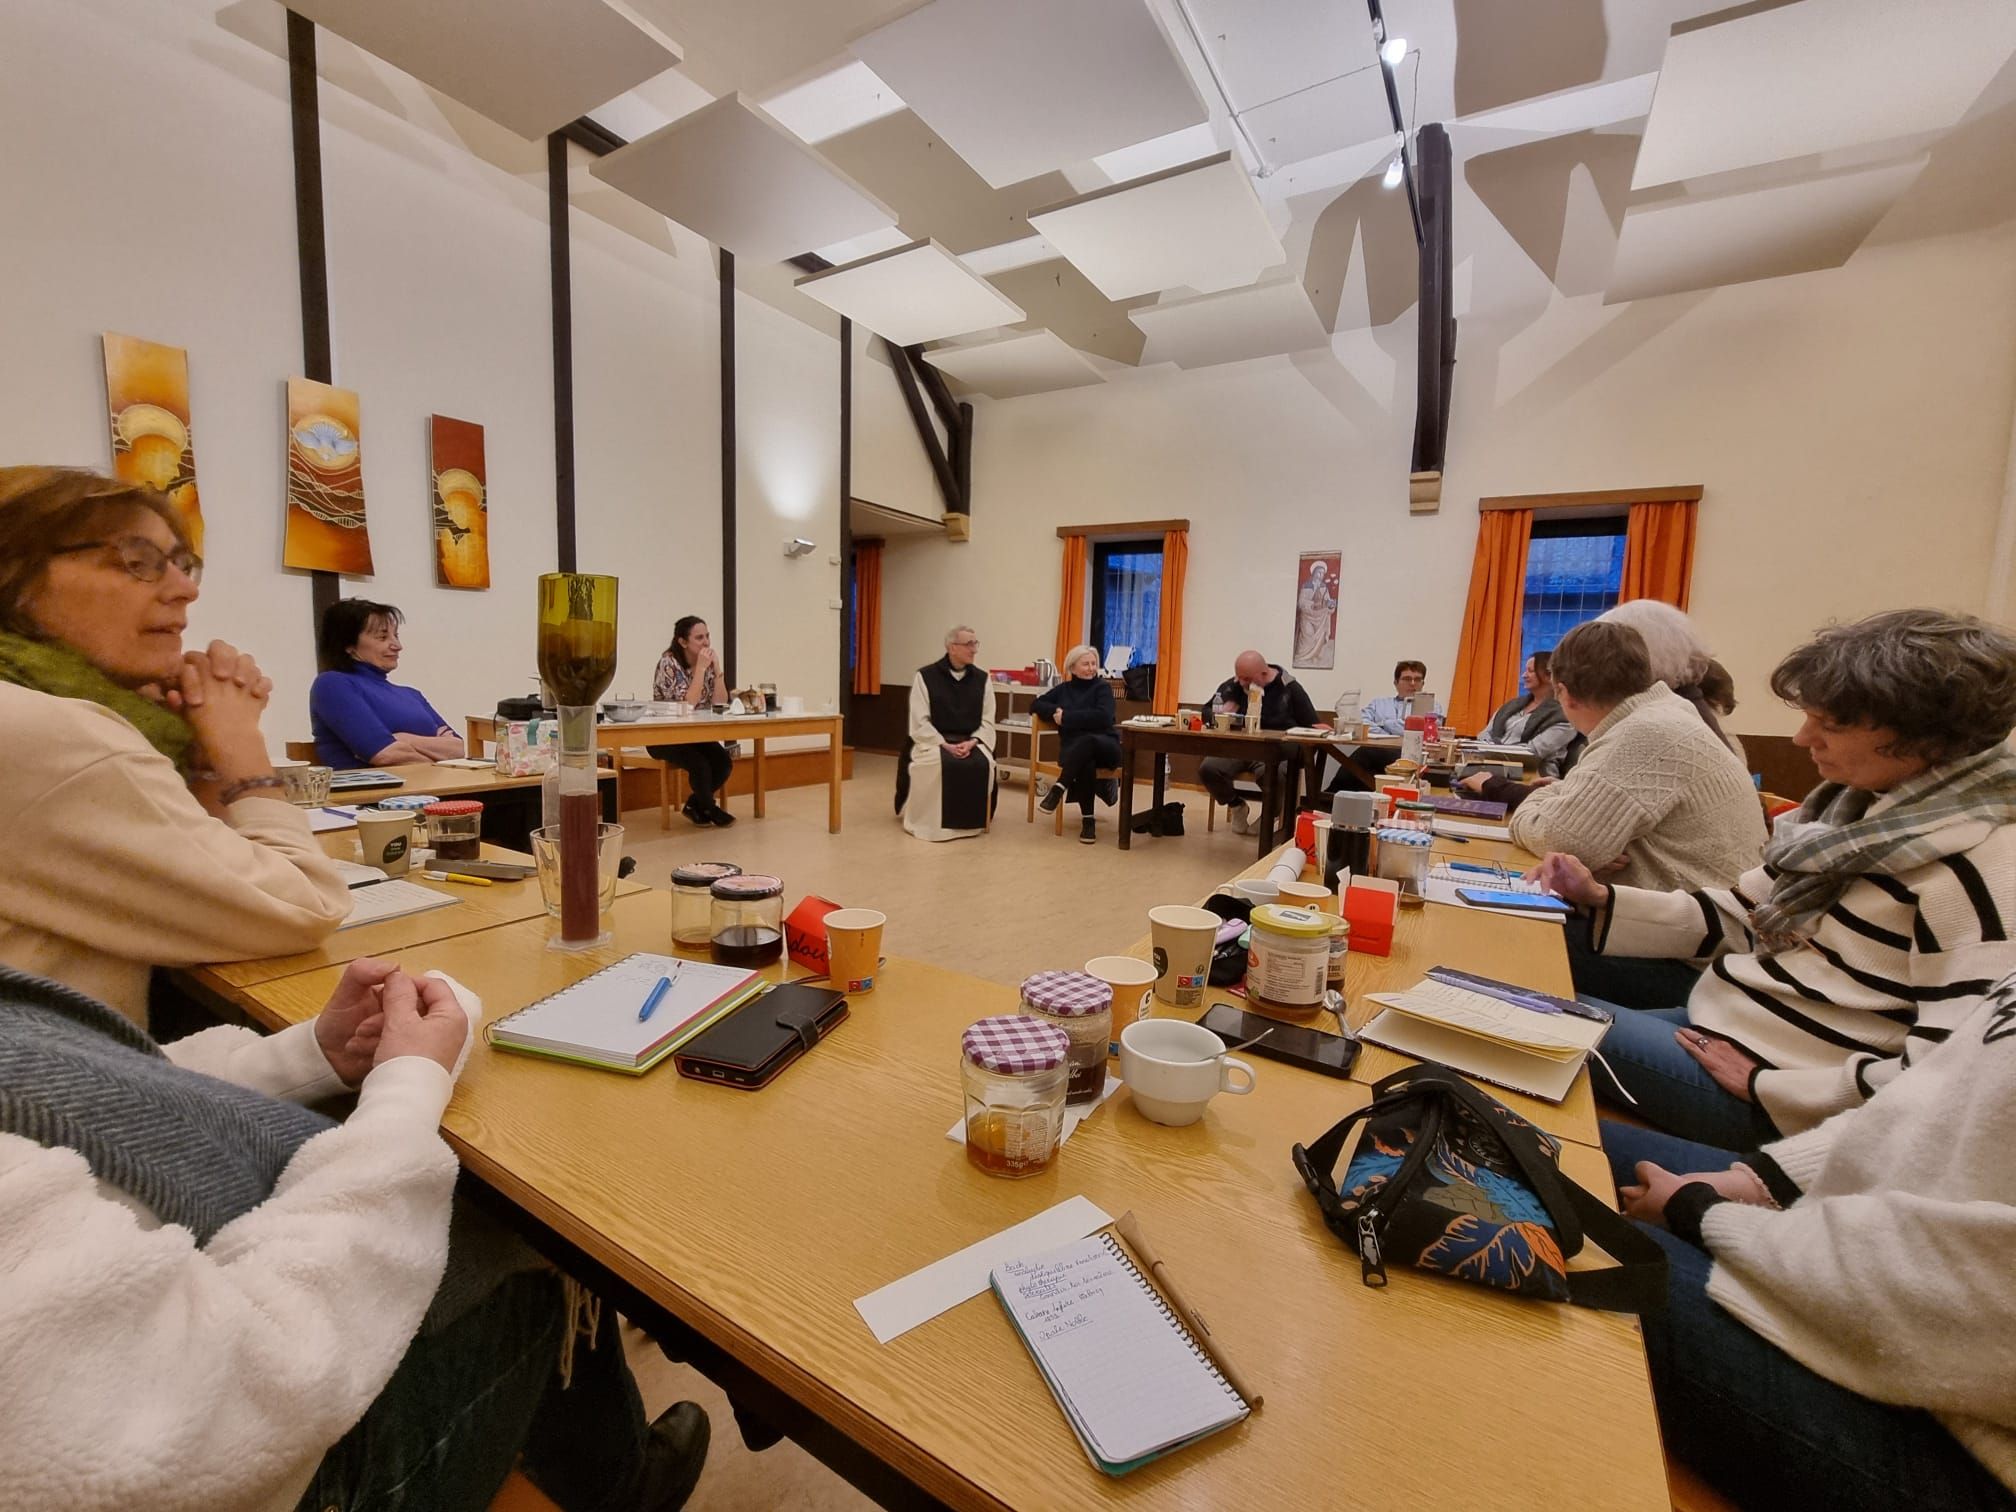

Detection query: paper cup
(1085, 954), (1158, 1030)
(1278, 879), (1333, 913)
(356, 809), (416, 877)
(1148, 904), (1220, 1008)
(823, 908), (886, 993)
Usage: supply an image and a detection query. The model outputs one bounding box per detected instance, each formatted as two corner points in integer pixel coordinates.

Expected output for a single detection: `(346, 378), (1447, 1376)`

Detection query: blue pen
(637, 976), (672, 1023)
(322, 806), (354, 819)
(1446, 861), (1497, 874)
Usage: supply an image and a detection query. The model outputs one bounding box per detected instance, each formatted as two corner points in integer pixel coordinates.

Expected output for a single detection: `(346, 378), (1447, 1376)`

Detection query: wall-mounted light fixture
(783, 536), (817, 558)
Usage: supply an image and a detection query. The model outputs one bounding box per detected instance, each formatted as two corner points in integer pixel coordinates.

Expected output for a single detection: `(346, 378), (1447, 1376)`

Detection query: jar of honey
(961, 1016), (1070, 1178)
(671, 861), (741, 947)
(421, 800), (483, 861)
(709, 874), (784, 967)
(1018, 970), (1113, 1105)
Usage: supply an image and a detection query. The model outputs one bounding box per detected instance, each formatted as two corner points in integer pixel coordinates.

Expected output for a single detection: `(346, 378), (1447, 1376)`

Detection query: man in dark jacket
(1198, 650), (1319, 835)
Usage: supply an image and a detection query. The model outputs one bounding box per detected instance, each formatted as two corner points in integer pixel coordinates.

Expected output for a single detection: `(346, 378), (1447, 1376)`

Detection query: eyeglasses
(951, 638), (980, 649)
(49, 535), (203, 586)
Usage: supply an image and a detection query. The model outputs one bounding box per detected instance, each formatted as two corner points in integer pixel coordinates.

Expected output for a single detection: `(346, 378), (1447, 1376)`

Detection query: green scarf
(0, 630), (196, 773)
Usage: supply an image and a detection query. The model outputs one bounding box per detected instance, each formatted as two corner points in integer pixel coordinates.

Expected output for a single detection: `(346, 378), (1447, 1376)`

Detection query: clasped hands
(941, 739), (978, 758)
(314, 957), (471, 1085)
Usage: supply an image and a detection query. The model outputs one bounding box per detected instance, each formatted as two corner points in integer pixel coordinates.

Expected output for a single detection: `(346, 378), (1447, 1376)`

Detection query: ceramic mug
(1118, 1019), (1256, 1127)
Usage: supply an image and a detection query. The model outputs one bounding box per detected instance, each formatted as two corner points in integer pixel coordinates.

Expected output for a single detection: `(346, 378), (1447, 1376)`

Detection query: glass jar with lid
(709, 873), (783, 966)
(1017, 970), (1113, 1105)
(420, 800), (483, 861)
(961, 1016), (1070, 1178)
(1247, 903), (1333, 1012)
(671, 862), (741, 947)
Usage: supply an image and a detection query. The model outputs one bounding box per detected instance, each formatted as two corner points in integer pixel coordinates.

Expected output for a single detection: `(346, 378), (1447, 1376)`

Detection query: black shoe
(1079, 815), (1097, 845)
(1097, 779), (1119, 807)
(639, 1400), (710, 1512)
(1039, 783), (1065, 813)
(704, 800), (736, 828)
(682, 799), (715, 827)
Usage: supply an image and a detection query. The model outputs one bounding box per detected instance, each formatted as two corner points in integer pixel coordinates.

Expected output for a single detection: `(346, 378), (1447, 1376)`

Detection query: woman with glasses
(309, 598), (464, 769)
(0, 467), (348, 1025)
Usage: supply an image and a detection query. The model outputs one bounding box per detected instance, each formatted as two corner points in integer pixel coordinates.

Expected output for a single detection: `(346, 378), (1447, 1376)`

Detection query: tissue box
(1343, 876), (1399, 957)
(784, 895), (842, 974)
(494, 719), (556, 777)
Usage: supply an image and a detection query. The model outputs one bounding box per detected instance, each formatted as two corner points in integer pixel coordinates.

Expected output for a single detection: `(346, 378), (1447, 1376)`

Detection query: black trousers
(646, 741), (732, 804)
(1058, 732), (1121, 813)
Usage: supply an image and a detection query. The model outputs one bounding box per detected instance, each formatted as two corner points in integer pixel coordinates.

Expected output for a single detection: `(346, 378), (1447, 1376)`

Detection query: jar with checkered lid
(961, 1015), (1071, 1178)
(1018, 970), (1114, 1105)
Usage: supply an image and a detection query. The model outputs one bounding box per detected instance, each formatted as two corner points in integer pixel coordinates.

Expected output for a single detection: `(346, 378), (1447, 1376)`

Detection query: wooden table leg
(828, 722), (843, 833)
(1257, 756), (1278, 860)
(1117, 731), (1137, 851)
(1151, 749), (1167, 823)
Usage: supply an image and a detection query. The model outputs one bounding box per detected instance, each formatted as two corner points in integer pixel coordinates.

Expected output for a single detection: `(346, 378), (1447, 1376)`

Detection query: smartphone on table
(1196, 1004), (1360, 1080)
(1452, 887), (1571, 914)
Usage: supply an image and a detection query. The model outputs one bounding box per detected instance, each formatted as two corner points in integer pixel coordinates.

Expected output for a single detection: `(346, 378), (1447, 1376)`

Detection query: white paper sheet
(854, 1195), (1113, 1345)
(308, 805), (360, 832)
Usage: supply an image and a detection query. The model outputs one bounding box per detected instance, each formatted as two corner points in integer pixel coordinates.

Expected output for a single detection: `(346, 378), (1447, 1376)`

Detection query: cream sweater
(1509, 684), (1765, 892)
(1699, 980), (2016, 1492)
(0, 683), (350, 1024)
(0, 1018), (461, 1512)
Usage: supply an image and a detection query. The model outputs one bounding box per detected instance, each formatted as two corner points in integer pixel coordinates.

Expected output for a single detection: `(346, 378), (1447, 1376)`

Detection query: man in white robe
(896, 626), (997, 842)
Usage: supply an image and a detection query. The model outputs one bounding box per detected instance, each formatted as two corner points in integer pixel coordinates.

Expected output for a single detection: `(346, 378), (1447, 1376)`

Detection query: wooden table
(231, 892), (1665, 1512)
(467, 712), (846, 833)
(329, 763), (618, 851)
(1115, 724), (1300, 858)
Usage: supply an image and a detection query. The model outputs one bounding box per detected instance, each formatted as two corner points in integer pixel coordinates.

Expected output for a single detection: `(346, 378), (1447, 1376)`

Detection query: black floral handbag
(1292, 1064), (1666, 1312)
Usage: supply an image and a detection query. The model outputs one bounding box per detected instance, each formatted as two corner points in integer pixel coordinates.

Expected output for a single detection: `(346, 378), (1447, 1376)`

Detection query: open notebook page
(1366, 979), (1597, 1059)
(491, 953), (756, 1066)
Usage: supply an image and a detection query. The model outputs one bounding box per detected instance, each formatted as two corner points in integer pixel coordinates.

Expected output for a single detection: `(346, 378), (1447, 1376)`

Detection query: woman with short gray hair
(1536, 607), (2016, 1150)
(1030, 643), (1120, 843)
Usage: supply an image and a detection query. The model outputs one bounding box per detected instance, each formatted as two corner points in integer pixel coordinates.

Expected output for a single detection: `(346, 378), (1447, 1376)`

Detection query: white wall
(880, 224), (2016, 736)
(850, 328), (941, 521)
(0, 0), (855, 753)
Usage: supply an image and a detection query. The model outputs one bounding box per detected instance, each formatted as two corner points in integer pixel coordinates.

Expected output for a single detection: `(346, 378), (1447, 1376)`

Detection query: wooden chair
(284, 740), (317, 762)
(488, 1468), (562, 1511)
(619, 749), (689, 830)
(1027, 714), (1122, 835)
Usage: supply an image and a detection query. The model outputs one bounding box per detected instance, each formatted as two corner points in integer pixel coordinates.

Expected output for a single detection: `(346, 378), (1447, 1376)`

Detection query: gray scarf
(1753, 743), (2016, 953)
(0, 967), (332, 1243)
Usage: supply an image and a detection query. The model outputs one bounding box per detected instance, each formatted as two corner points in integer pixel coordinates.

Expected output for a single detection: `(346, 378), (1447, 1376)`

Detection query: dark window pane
(1088, 542), (1164, 669)
(1519, 522), (1627, 669)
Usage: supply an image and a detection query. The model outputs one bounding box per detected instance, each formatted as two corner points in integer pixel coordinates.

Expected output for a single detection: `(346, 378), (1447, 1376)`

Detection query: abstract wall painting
(282, 377), (374, 574)
(1292, 549), (1341, 670)
(429, 414), (489, 589)
(101, 333), (203, 554)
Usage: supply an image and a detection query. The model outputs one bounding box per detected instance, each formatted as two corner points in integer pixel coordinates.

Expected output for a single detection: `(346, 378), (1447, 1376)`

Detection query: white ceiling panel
(284, 0), (680, 139)
(795, 239), (1026, 344)
(591, 94), (898, 263)
(923, 330), (1105, 397)
(1606, 157), (1928, 303)
(758, 59), (908, 144)
(1129, 276), (1328, 368)
(1028, 153), (1285, 299)
(1238, 65), (1396, 171)
(959, 235), (1062, 276)
(1180, 0), (1369, 114)
(1632, 0), (2016, 190)
(812, 225), (915, 264)
(850, 0), (1210, 188)
(1451, 73), (1660, 141)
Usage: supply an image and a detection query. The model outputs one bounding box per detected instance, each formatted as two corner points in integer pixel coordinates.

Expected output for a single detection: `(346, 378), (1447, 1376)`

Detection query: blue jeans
(1611, 1124), (2016, 1512)
(1565, 916), (1702, 1011)
(1591, 1004), (1778, 1150)
(297, 1271), (650, 1512)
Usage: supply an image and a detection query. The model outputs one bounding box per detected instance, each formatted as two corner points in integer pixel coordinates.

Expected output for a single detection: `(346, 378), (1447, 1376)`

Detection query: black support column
(285, 11), (338, 624)
(547, 131), (577, 572)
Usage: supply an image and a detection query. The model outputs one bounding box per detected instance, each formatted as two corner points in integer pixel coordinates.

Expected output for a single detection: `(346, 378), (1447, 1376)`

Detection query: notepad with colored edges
(489, 953), (764, 1074)
(338, 879), (460, 929)
(1361, 977), (1609, 1103)
(991, 1232), (1249, 1476)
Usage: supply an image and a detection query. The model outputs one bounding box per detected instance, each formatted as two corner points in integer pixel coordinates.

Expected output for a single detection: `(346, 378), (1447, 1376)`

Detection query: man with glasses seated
(896, 626), (997, 842)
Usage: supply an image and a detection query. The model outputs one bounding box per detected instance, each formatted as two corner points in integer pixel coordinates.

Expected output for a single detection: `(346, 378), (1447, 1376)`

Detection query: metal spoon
(1196, 1025), (1273, 1060)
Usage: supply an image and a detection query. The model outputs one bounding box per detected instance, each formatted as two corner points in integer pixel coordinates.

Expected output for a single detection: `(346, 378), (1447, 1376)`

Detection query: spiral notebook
(991, 1232), (1250, 1475)
(489, 952), (764, 1074)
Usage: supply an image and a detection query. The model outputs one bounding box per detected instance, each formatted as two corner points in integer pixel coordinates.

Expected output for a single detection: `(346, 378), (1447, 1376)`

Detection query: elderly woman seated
(0, 467), (347, 1024)
(1535, 607), (2016, 1150)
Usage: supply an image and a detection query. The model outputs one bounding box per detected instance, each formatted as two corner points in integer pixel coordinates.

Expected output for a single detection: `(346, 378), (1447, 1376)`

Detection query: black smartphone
(1453, 886), (1571, 914)
(432, 858), (536, 880)
(1196, 1004), (1360, 1080)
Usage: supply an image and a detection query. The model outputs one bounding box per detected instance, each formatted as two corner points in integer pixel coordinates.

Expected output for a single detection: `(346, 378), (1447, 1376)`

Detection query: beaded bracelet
(219, 774), (288, 804)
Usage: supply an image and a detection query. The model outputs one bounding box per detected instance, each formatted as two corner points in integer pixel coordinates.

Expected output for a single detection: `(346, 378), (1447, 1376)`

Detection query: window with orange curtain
(1055, 533), (1087, 669)
(1620, 500), (1697, 609)
(850, 538), (883, 696)
(1153, 528), (1187, 715)
(1448, 509), (1532, 734)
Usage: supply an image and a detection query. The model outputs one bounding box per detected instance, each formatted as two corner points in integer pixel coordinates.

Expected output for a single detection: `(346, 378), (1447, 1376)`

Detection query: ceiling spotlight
(1380, 35), (1407, 66)
(1382, 153), (1404, 189)
(783, 536), (817, 558)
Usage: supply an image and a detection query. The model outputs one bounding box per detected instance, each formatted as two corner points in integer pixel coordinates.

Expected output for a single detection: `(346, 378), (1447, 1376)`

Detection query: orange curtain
(1448, 509), (1533, 734)
(1055, 534), (1087, 669)
(1620, 500), (1697, 609)
(1153, 529), (1187, 715)
(850, 539), (882, 696)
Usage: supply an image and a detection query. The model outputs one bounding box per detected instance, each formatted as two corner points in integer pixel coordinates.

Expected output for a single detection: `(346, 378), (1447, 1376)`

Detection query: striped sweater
(1592, 817), (2016, 1134)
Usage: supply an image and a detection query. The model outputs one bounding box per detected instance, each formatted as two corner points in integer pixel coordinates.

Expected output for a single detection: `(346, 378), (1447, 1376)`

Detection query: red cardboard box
(784, 895), (842, 974)
(1343, 877), (1398, 957)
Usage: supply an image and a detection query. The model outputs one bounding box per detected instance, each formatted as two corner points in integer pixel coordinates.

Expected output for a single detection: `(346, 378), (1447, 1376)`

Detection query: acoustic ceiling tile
(922, 330), (1104, 397)
(1129, 276), (1328, 369)
(850, 0), (1209, 188)
(590, 94), (898, 264)
(284, 0), (680, 139)
(1027, 153), (1285, 299)
(795, 239), (1026, 344)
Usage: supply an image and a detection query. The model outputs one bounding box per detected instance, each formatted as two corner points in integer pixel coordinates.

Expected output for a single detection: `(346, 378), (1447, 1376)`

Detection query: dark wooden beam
(548, 131), (577, 572)
(839, 316), (854, 722)
(1055, 519), (1189, 538)
(720, 247), (737, 680)
(909, 345), (962, 435)
(559, 116), (627, 156)
(1411, 121), (1454, 476)
(883, 339), (961, 515)
(285, 11), (338, 623)
(953, 401), (972, 519)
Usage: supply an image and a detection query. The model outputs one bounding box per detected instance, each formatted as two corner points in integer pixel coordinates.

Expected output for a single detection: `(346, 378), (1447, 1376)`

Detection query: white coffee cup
(1118, 1019), (1256, 1127)
(1232, 878), (1280, 906)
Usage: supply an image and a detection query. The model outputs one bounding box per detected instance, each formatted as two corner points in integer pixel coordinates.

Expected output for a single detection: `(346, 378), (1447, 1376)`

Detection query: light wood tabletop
(328, 763), (615, 801)
(240, 891), (1665, 1512)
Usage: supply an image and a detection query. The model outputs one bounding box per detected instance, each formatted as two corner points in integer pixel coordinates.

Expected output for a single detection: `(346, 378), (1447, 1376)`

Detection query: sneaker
(681, 799), (715, 827)
(1227, 800), (1253, 835)
(1079, 815), (1098, 845)
(1039, 783), (1065, 814)
(705, 800), (736, 828)
(1097, 778), (1119, 808)
(638, 1400), (710, 1512)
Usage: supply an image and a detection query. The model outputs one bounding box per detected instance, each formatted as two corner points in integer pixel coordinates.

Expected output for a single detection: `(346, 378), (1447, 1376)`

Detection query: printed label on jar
(1247, 939), (1327, 1006)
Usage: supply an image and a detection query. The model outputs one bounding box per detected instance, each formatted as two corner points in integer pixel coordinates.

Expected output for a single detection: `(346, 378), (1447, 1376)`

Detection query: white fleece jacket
(0, 1016), (462, 1512)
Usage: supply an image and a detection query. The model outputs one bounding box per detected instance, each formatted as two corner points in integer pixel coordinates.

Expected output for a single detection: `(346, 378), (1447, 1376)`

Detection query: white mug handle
(1218, 1056), (1256, 1095)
